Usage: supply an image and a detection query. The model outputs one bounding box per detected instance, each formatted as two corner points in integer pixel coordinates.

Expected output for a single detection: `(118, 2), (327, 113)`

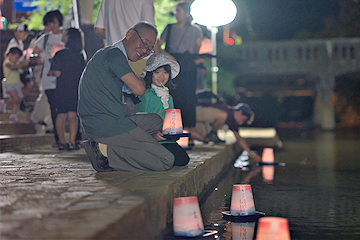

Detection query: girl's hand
(153, 131), (166, 142)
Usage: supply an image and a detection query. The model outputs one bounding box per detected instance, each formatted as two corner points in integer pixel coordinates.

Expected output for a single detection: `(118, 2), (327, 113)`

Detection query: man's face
(234, 110), (248, 125)
(125, 28), (156, 62)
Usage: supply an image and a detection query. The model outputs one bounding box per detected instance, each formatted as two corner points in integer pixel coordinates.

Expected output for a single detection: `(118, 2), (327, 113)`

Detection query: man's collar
(113, 40), (127, 59)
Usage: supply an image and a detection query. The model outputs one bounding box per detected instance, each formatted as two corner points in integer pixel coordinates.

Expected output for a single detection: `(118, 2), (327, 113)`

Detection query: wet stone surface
(0, 144), (229, 239)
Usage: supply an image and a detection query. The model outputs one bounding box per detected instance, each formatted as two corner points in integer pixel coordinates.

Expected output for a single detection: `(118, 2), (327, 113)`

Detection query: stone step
(0, 121), (36, 135)
(0, 134), (55, 153)
(0, 110), (31, 122)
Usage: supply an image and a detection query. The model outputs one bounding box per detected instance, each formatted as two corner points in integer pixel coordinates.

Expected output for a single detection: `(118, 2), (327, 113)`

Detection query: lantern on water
(262, 148), (274, 162)
(173, 196), (204, 237)
(230, 184), (256, 216)
(256, 217), (291, 240)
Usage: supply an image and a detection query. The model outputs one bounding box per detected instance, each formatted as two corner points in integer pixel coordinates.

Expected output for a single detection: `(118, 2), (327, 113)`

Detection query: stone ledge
(0, 134), (54, 153)
(0, 143), (241, 240)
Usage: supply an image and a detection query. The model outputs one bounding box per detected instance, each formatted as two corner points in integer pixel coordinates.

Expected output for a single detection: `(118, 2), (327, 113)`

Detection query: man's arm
(120, 72), (146, 96)
(140, 0), (156, 25)
(233, 130), (261, 162)
(94, 28), (106, 39)
(94, 0), (106, 39)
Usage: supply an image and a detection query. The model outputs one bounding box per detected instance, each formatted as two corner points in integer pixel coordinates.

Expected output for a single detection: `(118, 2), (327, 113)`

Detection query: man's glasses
(134, 29), (154, 54)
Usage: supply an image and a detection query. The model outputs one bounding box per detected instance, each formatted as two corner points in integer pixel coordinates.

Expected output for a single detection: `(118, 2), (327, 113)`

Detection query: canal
(196, 129), (360, 239)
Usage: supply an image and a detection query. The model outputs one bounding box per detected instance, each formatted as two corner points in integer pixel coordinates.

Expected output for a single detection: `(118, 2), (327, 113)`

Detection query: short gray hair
(133, 21), (158, 36)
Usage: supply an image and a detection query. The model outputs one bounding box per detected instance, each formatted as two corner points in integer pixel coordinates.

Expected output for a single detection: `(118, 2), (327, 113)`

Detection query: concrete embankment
(0, 142), (241, 240)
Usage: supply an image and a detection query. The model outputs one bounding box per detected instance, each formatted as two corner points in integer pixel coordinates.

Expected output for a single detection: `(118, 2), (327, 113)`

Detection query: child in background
(48, 28), (86, 150)
(4, 23), (33, 111)
(137, 53), (189, 166)
(1, 47), (29, 122)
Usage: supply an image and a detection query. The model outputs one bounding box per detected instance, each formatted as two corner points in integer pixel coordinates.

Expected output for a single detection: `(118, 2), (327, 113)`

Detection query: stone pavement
(0, 142), (242, 240)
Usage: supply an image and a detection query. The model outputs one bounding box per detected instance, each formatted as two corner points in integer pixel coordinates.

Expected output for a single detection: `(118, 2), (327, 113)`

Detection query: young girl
(1, 47), (29, 122)
(137, 53), (189, 167)
(48, 28), (86, 150)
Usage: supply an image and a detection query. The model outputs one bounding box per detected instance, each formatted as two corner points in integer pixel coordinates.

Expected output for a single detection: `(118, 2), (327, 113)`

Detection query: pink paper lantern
(163, 109), (183, 135)
(262, 148), (274, 162)
(256, 217), (291, 240)
(173, 196), (204, 237)
(230, 184), (256, 216)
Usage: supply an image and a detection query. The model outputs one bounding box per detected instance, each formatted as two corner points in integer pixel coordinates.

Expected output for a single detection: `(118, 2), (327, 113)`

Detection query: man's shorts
(196, 106), (225, 122)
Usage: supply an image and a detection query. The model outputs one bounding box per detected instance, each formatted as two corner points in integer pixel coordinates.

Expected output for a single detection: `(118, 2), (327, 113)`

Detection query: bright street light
(191, 0), (237, 94)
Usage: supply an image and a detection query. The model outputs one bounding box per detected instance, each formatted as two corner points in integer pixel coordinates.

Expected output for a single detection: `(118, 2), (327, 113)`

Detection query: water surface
(199, 130), (360, 239)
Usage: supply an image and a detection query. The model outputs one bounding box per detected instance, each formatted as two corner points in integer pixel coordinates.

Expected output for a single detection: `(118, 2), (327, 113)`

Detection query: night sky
(230, 0), (340, 40)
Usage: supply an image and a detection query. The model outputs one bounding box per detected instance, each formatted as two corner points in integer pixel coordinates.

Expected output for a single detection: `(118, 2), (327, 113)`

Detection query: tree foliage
(22, 0), (177, 34)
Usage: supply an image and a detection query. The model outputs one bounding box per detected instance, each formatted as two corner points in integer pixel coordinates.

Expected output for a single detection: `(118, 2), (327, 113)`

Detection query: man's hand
(249, 152), (261, 162)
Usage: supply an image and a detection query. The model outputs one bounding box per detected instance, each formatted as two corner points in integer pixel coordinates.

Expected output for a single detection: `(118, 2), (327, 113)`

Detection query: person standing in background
(33, 10), (65, 148)
(48, 28), (86, 151)
(94, 0), (156, 46)
(158, 2), (204, 141)
(29, 14), (53, 132)
(94, 0), (157, 76)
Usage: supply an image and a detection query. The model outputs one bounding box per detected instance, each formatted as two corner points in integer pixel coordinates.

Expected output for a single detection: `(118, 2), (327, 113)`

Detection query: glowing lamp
(227, 38), (235, 45)
(173, 196), (204, 237)
(256, 217), (291, 240)
(191, 0), (237, 27)
(163, 109), (183, 135)
(230, 184), (256, 216)
(191, 0), (237, 94)
(262, 148), (274, 162)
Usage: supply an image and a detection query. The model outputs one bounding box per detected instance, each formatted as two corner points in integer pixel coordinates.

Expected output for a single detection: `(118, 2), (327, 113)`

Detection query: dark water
(198, 130), (360, 240)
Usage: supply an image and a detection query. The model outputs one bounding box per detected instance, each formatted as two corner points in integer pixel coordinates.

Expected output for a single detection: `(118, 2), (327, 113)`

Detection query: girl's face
(49, 18), (60, 32)
(152, 67), (170, 87)
(175, 6), (188, 23)
(8, 53), (20, 63)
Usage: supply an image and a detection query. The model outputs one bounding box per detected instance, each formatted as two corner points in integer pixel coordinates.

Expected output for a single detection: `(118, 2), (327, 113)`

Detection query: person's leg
(21, 81), (33, 98)
(55, 113), (67, 144)
(67, 111), (78, 145)
(196, 106), (226, 143)
(7, 90), (21, 116)
(161, 142), (190, 166)
(45, 89), (59, 143)
(129, 113), (163, 135)
(97, 127), (174, 172)
(211, 110), (228, 132)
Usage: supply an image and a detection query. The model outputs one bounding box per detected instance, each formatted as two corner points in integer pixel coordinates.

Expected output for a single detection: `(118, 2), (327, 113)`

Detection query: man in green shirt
(78, 22), (174, 172)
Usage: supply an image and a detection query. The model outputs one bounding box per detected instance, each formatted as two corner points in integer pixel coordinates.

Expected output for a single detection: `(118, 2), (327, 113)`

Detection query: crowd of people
(0, 1), (261, 172)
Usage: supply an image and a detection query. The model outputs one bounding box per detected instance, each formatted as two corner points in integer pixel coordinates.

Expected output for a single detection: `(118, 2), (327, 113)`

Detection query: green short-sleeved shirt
(137, 88), (174, 121)
(78, 46), (136, 138)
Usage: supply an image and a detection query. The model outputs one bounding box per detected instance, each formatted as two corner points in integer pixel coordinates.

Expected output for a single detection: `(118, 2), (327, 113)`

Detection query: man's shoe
(206, 131), (226, 144)
(84, 140), (115, 172)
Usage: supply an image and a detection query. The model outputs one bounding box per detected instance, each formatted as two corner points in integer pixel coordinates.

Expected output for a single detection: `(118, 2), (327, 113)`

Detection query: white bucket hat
(142, 53), (180, 79)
